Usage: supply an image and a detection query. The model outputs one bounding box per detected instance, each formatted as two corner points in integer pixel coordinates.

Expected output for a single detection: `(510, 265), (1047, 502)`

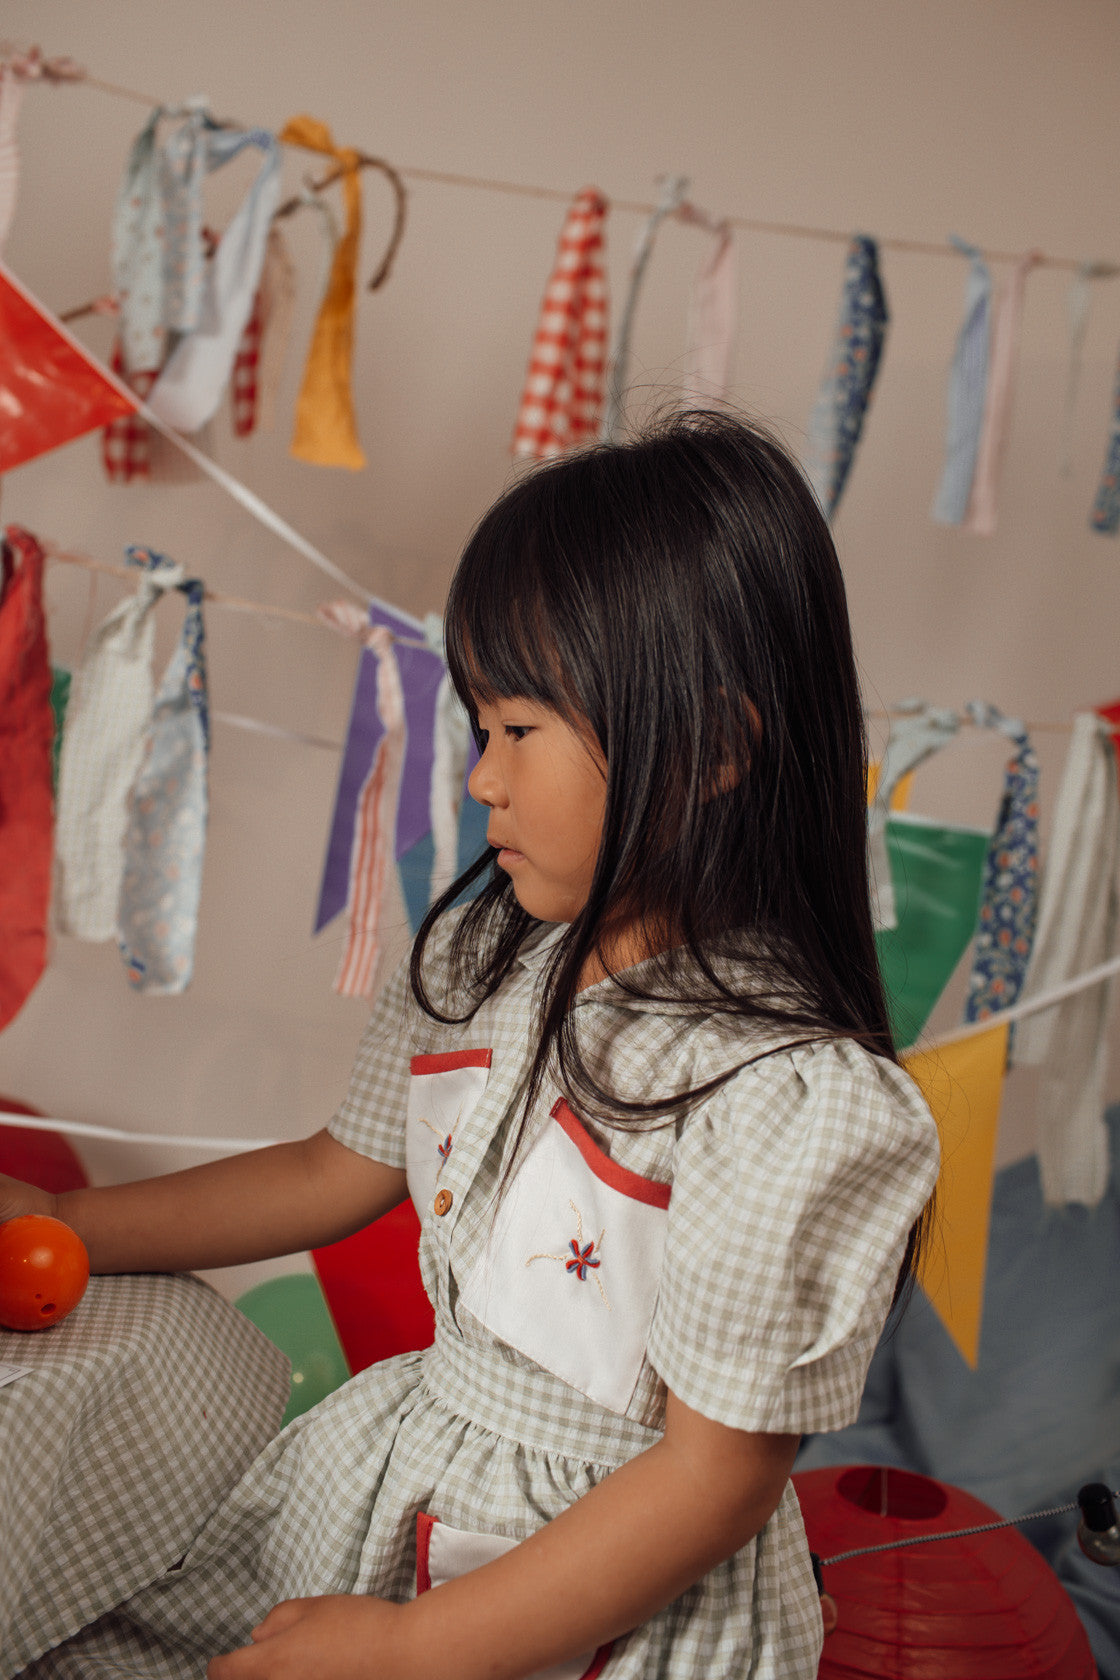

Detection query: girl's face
(468, 697), (607, 927)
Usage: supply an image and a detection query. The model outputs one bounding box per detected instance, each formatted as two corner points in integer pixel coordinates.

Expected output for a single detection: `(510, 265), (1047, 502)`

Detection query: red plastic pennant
(0, 263), (136, 471)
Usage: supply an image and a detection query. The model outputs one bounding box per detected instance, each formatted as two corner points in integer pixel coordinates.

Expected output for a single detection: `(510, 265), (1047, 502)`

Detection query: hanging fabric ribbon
(0, 64), (23, 252)
(101, 344), (158, 483)
(1060, 262), (1119, 478)
(55, 548), (185, 941)
(1016, 712), (1119, 1206)
(322, 611), (407, 997)
(117, 576), (209, 994)
(961, 702), (1040, 1029)
(602, 174), (688, 443)
(1090, 339), (1120, 537)
(677, 203), (736, 408)
(146, 128), (281, 432)
(111, 106), (167, 377)
(867, 701), (960, 929)
(315, 601), (445, 933)
(250, 223), (298, 433)
(429, 665), (471, 901)
(805, 233), (889, 520)
(0, 528), (54, 1033)
(931, 236), (992, 525)
(278, 114), (366, 470)
(511, 186), (609, 459)
(962, 250), (1041, 535)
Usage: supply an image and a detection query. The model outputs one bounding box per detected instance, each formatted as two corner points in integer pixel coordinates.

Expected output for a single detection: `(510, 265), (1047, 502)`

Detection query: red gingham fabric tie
(101, 341), (158, 483)
(511, 187), (608, 459)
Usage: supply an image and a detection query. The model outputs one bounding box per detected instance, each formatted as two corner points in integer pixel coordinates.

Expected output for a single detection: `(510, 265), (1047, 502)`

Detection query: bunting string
(6, 48), (1115, 276)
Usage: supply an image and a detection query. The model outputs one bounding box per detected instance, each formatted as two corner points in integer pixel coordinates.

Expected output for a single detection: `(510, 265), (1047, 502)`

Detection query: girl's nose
(467, 746), (505, 809)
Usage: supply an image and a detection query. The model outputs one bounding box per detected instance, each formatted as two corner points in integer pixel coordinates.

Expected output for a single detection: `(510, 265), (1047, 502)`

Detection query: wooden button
(433, 1188), (453, 1216)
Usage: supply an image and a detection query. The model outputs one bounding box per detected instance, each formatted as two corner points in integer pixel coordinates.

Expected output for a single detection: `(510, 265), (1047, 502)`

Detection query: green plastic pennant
(235, 1272), (350, 1426)
(876, 813), (988, 1050)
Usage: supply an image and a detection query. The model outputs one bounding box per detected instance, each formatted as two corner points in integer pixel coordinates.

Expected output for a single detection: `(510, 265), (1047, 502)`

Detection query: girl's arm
(209, 1390), (801, 1680)
(0, 1129), (407, 1274)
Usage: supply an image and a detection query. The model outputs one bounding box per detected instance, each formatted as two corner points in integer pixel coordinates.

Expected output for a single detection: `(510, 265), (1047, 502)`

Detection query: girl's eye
(504, 724), (531, 741)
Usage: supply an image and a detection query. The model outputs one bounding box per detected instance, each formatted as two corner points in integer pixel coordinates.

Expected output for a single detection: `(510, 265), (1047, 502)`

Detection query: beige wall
(2, 1), (1118, 1288)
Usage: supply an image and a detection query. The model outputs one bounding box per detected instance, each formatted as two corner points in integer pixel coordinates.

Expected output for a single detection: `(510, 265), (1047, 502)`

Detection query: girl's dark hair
(411, 410), (929, 1297)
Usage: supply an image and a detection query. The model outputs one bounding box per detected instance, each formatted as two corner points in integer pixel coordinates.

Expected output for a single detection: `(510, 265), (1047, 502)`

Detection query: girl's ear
(703, 692), (759, 799)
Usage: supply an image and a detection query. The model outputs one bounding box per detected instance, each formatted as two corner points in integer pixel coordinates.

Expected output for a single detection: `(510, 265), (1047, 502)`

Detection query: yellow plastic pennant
(279, 114), (366, 470)
(902, 1021), (1007, 1367)
(866, 762), (914, 809)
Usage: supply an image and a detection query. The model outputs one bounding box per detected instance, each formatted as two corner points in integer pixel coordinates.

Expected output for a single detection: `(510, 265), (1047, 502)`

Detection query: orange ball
(0, 1214), (89, 1331)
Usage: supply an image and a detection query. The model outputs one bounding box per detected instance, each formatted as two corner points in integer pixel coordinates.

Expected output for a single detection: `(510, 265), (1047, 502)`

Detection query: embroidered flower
(565, 1238), (600, 1281)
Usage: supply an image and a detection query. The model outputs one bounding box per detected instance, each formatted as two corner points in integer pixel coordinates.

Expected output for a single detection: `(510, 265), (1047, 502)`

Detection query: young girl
(7, 413), (939, 1680)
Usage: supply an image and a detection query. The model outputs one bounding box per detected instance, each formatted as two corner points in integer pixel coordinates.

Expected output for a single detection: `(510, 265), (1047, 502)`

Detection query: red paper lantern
(794, 1465), (1096, 1679)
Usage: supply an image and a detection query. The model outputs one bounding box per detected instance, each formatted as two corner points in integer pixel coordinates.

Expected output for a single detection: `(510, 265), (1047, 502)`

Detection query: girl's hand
(208, 1596), (411, 1680)
(0, 1173), (56, 1225)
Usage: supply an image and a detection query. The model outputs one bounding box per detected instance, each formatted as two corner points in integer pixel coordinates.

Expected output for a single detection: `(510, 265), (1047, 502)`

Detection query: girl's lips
(496, 847), (525, 867)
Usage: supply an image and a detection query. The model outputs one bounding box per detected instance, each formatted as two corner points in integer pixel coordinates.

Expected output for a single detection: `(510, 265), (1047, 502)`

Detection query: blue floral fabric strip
(962, 701), (1040, 1028)
(806, 234), (889, 520)
(932, 237), (992, 525)
(1090, 340), (1120, 536)
(117, 575), (209, 995)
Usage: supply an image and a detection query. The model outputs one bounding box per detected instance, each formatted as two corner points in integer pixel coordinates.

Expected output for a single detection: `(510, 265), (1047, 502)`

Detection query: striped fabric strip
(602, 175), (688, 443)
(963, 250), (1040, 536)
(512, 187), (609, 459)
(334, 627), (407, 996)
(931, 237), (992, 525)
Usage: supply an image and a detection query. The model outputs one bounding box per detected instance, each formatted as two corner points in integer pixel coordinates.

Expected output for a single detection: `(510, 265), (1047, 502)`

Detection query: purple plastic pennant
(314, 604), (444, 933)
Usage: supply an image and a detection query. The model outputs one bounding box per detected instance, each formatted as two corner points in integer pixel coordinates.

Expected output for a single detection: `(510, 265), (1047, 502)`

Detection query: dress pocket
(406, 1050), (492, 1216)
(457, 1099), (671, 1415)
(415, 1512), (613, 1679)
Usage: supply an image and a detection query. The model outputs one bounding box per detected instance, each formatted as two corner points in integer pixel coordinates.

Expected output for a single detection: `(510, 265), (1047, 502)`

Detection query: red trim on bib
(410, 1049), (493, 1076)
(551, 1100), (672, 1209)
(415, 1510), (436, 1593)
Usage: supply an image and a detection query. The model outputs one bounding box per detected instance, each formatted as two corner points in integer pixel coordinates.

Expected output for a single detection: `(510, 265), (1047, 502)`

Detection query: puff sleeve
(646, 1039), (939, 1435)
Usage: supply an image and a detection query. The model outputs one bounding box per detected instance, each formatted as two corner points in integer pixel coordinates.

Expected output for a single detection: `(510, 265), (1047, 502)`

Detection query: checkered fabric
(101, 342), (158, 483)
(26, 918), (937, 1679)
(1, 1272), (288, 1677)
(511, 187), (609, 459)
(229, 284), (262, 437)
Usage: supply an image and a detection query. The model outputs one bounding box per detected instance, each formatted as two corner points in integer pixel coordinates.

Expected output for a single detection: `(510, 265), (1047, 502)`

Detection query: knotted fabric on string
(279, 115), (366, 470)
(0, 528), (54, 1032)
(319, 603), (407, 995)
(602, 175), (688, 442)
(118, 576), (209, 994)
(147, 126), (281, 433)
(1090, 338), (1120, 537)
(55, 548), (185, 941)
(0, 65), (23, 252)
(805, 234), (889, 520)
(678, 203), (736, 407)
(963, 251), (1041, 535)
(961, 702), (1040, 1032)
(511, 186), (609, 459)
(932, 237), (992, 525)
(1016, 712), (1120, 1205)
(868, 702), (960, 930)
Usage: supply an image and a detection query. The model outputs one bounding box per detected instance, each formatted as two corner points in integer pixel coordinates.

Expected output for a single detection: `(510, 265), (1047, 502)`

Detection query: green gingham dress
(23, 920), (939, 1679)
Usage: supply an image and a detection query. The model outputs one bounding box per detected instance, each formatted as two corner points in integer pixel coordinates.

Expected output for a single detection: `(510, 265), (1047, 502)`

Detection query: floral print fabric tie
(1090, 338), (1120, 536)
(0, 527), (54, 1031)
(117, 576), (209, 994)
(805, 234), (889, 520)
(961, 702), (1040, 1029)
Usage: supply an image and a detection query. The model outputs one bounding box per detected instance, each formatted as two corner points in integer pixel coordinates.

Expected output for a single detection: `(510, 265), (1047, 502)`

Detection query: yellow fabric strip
(279, 114), (365, 470)
(903, 1020), (1007, 1367)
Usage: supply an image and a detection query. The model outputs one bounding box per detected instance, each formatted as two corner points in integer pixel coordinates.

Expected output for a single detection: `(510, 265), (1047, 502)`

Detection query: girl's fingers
(250, 1599), (308, 1640)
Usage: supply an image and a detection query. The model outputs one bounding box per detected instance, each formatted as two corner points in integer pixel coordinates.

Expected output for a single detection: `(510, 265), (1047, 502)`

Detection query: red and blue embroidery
(527, 1199), (611, 1310)
(418, 1112), (460, 1175)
